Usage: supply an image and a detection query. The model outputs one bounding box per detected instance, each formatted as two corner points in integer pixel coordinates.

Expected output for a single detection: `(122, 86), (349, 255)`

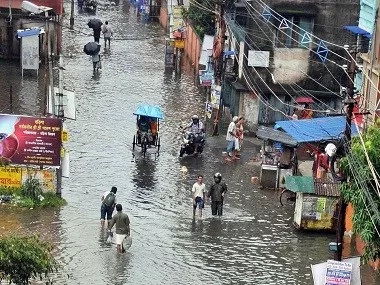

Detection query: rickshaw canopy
(133, 105), (164, 119)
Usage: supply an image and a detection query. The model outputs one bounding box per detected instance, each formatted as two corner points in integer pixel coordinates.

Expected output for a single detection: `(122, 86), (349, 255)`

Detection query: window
(276, 16), (313, 48)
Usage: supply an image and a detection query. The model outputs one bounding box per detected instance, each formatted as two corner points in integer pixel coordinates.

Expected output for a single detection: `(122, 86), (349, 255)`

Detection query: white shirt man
(226, 116), (239, 159)
(192, 175), (206, 219)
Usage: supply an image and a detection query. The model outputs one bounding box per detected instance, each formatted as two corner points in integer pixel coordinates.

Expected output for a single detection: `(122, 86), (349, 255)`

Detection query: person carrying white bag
(108, 204), (131, 253)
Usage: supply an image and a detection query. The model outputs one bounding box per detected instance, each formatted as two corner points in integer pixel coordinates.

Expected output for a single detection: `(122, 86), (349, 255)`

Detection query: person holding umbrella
(84, 42), (102, 72)
(88, 19), (103, 43)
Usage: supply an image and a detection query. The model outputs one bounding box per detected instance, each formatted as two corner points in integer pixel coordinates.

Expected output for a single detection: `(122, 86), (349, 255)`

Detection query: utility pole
(70, 0), (74, 30)
(212, 0), (226, 136)
(55, 54), (65, 198)
(334, 46), (357, 261)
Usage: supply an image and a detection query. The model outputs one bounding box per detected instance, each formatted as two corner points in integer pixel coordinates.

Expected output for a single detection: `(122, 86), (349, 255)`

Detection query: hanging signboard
(174, 39), (185, 49)
(0, 114), (62, 166)
(211, 85), (221, 109)
(199, 70), (214, 87)
(172, 6), (184, 31)
(248, 50), (270, 67)
(18, 28), (41, 77)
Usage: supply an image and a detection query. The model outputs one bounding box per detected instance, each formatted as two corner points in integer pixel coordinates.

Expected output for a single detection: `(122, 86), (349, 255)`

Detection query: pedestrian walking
(108, 204), (131, 253)
(225, 116), (239, 161)
(207, 173), (227, 216)
(92, 50), (101, 72)
(100, 186), (117, 228)
(102, 21), (113, 49)
(192, 175), (206, 219)
(93, 27), (101, 43)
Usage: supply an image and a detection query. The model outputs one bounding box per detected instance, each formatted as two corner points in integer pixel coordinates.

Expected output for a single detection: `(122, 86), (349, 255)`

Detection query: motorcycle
(179, 131), (205, 157)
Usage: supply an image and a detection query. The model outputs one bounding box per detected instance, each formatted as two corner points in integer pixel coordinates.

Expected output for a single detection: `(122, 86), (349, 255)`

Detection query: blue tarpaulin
(133, 105), (164, 119)
(274, 116), (359, 143)
(344, 25), (371, 38)
(17, 28), (41, 38)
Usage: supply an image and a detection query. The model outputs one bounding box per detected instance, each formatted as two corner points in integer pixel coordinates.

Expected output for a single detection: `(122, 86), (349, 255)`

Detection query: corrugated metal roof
(256, 125), (298, 146)
(314, 179), (341, 197)
(274, 116), (359, 143)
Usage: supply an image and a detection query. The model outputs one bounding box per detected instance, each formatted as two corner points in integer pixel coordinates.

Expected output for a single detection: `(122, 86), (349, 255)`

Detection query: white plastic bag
(123, 235), (132, 250)
(235, 137), (240, 151)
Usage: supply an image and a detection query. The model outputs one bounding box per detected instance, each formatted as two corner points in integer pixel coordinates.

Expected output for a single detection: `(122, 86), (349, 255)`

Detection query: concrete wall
(0, 16), (60, 60)
(183, 24), (202, 73)
(241, 91), (259, 130)
(273, 48), (309, 84)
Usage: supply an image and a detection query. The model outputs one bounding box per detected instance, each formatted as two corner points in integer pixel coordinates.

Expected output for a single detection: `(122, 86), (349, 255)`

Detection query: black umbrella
(87, 18), (103, 29)
(84, 42), (101, 55)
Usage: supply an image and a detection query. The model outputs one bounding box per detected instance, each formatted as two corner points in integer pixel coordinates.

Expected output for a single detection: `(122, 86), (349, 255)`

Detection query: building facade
(222, 0), (360, 128)
(0, 0), (63, 60)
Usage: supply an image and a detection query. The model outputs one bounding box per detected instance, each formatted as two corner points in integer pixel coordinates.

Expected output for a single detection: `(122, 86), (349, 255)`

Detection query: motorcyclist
(207, 173), (228, 216)
(185, 115), (205, 153)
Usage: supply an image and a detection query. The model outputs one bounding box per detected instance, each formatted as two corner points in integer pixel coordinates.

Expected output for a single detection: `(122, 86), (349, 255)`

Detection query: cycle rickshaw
(132, 105), (163, 157)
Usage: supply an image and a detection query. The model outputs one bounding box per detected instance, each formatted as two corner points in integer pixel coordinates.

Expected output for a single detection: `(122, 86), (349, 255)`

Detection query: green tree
(181, 0), (215, 39)
(340, 122), (380, 263)
(0, 235), (58, 284)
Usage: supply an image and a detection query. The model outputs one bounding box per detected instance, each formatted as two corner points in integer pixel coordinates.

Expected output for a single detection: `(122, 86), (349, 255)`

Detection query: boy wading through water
(100, 186), (117, 228)
(108, 204), (131, 253)
(192, 175), (206, 219)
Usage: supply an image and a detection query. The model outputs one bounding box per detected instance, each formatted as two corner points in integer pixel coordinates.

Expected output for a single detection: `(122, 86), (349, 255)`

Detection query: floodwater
(1, 0), (380, 284)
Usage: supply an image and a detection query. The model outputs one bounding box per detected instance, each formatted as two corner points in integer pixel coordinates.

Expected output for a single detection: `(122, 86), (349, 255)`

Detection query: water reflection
(132, 155), (157, 190)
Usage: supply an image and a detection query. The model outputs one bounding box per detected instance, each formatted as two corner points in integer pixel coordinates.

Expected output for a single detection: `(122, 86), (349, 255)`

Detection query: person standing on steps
(100, 186), (117, 228)
(108, 204), (131, 253)
(192, 175), (206, 219)
(102, 21), (113, 49)
(207, 173), (228, 216)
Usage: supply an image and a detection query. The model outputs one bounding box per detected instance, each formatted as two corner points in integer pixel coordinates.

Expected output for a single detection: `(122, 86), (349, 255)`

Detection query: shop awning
(344, 25), (371, 38)
(274, 116), (359, 143)
(256, 125), (297, 147)
(295, 97), (314, 104)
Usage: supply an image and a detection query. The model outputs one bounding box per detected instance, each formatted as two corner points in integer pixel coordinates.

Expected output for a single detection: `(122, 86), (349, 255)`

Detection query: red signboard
(0, 115), (62, 166)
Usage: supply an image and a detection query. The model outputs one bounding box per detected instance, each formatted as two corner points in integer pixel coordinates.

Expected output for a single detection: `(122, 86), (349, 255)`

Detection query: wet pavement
(1, 0), (380, 284)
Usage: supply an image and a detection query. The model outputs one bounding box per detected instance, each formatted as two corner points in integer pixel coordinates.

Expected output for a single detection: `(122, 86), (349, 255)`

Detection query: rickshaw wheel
(132, 135), (136, 151)
(142, 137), (147, 157)
(157, 137), (160, 152)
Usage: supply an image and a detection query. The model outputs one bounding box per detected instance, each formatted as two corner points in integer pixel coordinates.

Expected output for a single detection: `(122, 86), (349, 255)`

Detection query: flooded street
(1, 0), (380, 284)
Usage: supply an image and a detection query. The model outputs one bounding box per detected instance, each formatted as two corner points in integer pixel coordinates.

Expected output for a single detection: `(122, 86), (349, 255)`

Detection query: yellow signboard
(0, 166), (22, 187)
(62, 130), (68, 142)
(174, 39), (185, 49)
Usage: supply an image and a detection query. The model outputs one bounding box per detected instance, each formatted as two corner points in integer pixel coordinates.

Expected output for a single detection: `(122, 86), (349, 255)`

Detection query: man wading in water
(207, 173), (228, 216)
(108, 204), (131, 253)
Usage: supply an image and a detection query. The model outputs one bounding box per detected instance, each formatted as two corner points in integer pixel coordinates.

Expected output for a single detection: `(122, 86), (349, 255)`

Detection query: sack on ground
(103, 192), (115, 207)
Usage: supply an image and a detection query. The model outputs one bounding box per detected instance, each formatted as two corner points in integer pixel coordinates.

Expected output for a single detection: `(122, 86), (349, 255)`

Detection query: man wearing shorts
(108, 204), (130, 253)
(192, 175), (206, 219)
(225, 116), (239, 161)
(100, 186), (117, 228)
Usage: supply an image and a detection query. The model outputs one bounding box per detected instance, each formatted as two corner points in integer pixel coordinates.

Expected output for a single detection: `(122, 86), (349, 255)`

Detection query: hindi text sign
(0, 115), (62, 166)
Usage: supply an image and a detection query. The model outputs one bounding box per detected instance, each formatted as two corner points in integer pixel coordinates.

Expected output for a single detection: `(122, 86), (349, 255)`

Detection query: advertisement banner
(199, 70), (214, 87)
(325, 260), (352, 285)
(0, 166), (22, 187)
(0, 115), (62, 166)
(211, 85), (221, 109)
